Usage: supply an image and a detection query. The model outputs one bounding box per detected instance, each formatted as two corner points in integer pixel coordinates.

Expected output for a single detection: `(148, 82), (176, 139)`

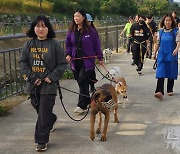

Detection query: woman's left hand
(172, 49), (178, 56)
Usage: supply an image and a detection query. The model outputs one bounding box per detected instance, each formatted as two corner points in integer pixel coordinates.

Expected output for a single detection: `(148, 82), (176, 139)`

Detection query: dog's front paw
(101, 135), (107, 142)
(114, 117), (119, 123)
(90, 133), (95, 141)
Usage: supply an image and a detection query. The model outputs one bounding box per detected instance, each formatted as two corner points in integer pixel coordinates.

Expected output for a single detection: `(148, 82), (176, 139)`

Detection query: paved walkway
(1, 51), (180, 154)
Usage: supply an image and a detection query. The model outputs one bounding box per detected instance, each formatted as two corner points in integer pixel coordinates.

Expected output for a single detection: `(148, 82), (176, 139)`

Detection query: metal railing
(0, 20), (72, 36)
(0, 25), (126, 100)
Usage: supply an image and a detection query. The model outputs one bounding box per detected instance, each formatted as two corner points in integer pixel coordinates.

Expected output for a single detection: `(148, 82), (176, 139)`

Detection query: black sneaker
(131, 62), (135, 65)
(90, 85), (96, 92)
(148, 54), (152, 59)
(36, 143), (47, 152)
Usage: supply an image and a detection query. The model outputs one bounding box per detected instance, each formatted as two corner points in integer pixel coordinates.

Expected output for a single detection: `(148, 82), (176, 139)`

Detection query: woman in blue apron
(154, 14), (180, 99)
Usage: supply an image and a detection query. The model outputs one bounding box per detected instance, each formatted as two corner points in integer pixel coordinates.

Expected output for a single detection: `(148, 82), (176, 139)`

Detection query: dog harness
(100, 99), (115, 110)
(92, 99), (115, 110)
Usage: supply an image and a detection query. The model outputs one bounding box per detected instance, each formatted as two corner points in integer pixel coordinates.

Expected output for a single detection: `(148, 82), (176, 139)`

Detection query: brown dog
(90, 83), (119, 141)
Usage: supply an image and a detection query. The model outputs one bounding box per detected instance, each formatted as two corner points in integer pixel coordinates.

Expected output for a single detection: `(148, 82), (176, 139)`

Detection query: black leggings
(132, 42), (146, 71)
(155, 78), (174, 95)
(73, 67), (93, 109)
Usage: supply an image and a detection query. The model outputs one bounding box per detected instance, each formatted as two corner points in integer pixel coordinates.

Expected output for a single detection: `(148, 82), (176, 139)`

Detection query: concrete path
(1, 51), (180, 154)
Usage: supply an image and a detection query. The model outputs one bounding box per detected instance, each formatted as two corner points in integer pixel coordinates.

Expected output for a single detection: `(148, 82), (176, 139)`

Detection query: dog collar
(91, 99), (96, 106)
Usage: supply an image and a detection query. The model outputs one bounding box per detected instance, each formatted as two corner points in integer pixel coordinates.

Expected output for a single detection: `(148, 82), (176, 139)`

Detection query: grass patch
(0, 93), (27, 117)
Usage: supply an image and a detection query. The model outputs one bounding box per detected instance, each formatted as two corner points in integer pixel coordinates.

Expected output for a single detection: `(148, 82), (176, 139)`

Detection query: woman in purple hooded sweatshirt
(65, 8), (103, 114)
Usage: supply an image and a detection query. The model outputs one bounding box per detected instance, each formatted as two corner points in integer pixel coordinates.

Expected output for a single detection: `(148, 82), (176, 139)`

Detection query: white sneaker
(74, 107), (85, 114)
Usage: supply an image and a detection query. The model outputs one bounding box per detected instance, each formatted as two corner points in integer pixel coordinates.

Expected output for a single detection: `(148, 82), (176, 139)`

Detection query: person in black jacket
(130, 15), (150, 75)
(19, 15), (67, 152)
(172, 11), (180, 27)
(146, 14), (157, 59)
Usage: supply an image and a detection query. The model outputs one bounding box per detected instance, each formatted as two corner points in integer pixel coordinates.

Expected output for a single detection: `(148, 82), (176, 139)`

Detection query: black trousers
(73, 67), (92, 109)
(148, 37), (153, 56)
(31, 94), (57, 144)
(155, 78), (174, 95)
(126, 37), (132, 53)
(89, 69), (98, 87)
(132, 42), (146, 71)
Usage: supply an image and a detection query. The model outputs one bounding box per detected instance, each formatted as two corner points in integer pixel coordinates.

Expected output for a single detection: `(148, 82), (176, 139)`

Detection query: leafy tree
(139, 0), (173, 16)
(100, 0), (138, 16)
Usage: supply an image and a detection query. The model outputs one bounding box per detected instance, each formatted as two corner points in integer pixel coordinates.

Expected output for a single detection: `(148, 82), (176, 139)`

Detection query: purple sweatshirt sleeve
(65, 31), (72, 56)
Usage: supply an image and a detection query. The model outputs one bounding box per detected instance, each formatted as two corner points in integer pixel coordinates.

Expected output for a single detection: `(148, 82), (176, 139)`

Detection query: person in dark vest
(130, 15), (150, 75)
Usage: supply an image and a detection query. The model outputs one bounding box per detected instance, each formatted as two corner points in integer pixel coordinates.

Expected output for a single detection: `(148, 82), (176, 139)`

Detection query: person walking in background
(120, 16), (134, 54)
(65, 9), (103, 114)
(154, 14), (180, 100)
(172, 11), (180, 27)
(130, 15), (140, 65)
(86, 13), (98, 92)
(146, 14), (157, 59)
(130, 15), (150, 75)
(19, 15), (67, 152)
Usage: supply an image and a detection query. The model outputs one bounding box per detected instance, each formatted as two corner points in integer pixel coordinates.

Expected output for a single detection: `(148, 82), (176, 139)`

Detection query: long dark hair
(159, 14), (176, 29)
(26, 15), (55, 38)
(69, 8), (90, 33)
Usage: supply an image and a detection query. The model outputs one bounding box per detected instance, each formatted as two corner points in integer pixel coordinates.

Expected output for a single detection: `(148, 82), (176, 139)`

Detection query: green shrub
(0, 0), (53, 13)
(22, 0), (53, 14)
(63, 69), (74, 79)
(0, 106), (6, 116)
(0, 0), (23, 12)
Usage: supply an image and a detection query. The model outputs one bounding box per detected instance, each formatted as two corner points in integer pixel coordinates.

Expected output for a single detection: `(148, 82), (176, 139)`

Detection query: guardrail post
(13, 22), (16, 35)
(116, 26), (119, 53)
(105, 26), (108, 49)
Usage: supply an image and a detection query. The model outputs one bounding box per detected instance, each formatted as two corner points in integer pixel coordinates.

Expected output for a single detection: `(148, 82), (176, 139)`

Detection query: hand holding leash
(66, 55), (72, 63)
(34, 78), (42, 86)
(172, 48), (178, 56)
(44, 77), (52, 83)
(99, 60), (103, 66)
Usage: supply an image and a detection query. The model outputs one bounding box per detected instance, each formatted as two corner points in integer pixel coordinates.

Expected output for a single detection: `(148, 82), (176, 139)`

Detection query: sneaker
(148, 54), (152, 59)
(131, 62), (135, 65)
(154, 92), (163, 99)
(137, 71), (142, 76)
(36, 143), (47, 152)
(50, 116), (57, 132)
(74, 107), (85, 114)
(167, 92), (173, 96)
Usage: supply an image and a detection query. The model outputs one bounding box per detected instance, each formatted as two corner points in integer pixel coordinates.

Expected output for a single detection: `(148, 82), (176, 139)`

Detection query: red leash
(101, 64), (117, 83)
(72, 55), (97, 60)
(71, 55), (117, 83)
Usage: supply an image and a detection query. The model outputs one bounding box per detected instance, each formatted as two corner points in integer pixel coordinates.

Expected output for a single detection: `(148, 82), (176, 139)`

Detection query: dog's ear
(119, 82), (122, 87)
